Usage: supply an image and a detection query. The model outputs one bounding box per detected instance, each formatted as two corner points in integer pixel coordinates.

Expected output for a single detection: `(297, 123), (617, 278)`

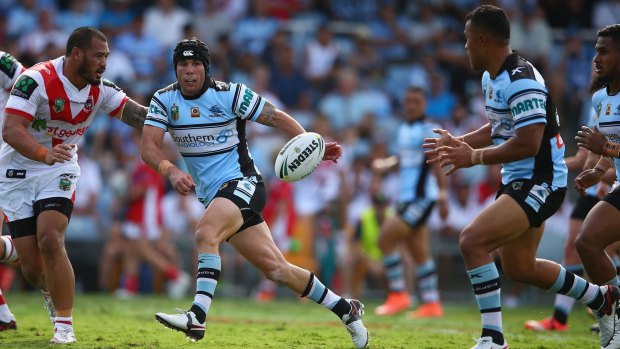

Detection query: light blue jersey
(592, 87), (620, 182)
(482, 52), (567, 188)
(145, 79), (266, 204)
(584, 108), (599, 197)
(397, 119), (438, 203)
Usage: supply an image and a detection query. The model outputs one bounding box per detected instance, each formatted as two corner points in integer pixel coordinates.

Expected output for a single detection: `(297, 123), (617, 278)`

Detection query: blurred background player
(116, 131), (190, 299)
(143, 38), (368, 348)
(0, 50), (25, 331)
(372, 86), (449, 318)
(1, 27), (147, 343)
(347, 192), (391, 300)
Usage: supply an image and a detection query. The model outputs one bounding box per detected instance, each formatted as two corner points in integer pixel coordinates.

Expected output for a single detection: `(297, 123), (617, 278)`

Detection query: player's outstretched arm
(141, 125), (195, 195)
(3, 113), (73, 165)
(113, 99), (148, 131)
(255, 101), (305, 138)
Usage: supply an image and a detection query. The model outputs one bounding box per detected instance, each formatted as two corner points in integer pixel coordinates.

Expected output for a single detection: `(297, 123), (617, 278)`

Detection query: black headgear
(173, 37), (210, 73)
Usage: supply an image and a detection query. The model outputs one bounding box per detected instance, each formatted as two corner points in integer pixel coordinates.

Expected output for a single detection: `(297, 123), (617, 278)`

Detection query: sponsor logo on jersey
(11, 75), (38, 100)
(53, 98), (65, 113)
(511, 181), (523, 190)
(606, 104), (612, 115)
(208, 105), (225, 118)
(286, 139), (319, 173)
(5, 169), (26, 179)
(173, 129), (233, 147)
(0, 53), (18, 77)
(46, 125), (88, 138)
(171, 104), (179, 121)
(190, 107), (200, 118)
(31, 117), (47, 132)
(511, 67), (523, 76)
(238, 88), (255, 114)
(510, 98), (546, 117)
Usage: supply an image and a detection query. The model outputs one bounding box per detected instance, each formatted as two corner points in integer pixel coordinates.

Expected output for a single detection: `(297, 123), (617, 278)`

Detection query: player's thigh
(579, 201), (620, 248)
(195, 197), (243, 245)
(34, 171), (78, 236)
(229, 221), (286, 272)
(461, 194), (531, 250)
(498, 223), (544, 275)
(379, 214), (412, 242)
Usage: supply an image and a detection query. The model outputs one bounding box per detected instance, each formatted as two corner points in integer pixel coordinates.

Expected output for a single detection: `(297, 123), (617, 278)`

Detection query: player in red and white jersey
(1, 27), (148, 344)
(0, 50), (24, 332)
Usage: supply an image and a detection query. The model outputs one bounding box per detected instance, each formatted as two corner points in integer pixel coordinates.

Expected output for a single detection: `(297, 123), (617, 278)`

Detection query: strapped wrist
(470, 149), (484, 165)
(33, 146), (48, 163)
(157, 160), (175, 177)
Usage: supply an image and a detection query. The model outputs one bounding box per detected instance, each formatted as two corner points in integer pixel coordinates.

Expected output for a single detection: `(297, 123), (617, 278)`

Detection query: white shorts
(0, 168), (78, 222)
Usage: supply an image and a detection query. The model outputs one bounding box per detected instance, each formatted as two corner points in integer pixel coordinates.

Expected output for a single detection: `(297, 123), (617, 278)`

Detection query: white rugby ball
(275, 132), (325, 182)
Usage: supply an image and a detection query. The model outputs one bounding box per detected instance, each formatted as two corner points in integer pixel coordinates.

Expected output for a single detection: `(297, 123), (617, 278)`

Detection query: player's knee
(194, 227), (220, 250)
(575, 232), (595, 256)
(458, 226), (478, 255)
(37, 229), (65, 257)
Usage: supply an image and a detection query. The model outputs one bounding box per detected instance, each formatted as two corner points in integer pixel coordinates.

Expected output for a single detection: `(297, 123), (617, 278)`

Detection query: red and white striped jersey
(2, 56), (128, 178)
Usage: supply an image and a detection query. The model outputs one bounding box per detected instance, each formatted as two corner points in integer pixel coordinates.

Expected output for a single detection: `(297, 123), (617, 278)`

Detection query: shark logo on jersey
(171, 104), (179, 121)
(53, 98), (65, 113)
(615, 105), (620, 116)
(494, 89), (503, 103)
(208, 105), (225, 118)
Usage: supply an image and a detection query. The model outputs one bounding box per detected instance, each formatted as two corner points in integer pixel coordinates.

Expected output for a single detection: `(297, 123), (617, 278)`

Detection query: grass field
(0, 293), (604, 348)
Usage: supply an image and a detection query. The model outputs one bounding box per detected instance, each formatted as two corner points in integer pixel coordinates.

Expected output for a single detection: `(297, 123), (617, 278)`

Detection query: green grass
(0, 293), (603, 348)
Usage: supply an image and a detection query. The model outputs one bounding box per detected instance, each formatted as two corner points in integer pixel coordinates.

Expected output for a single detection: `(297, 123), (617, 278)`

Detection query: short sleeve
(5, 70), (42, 121)
(505, 79), (548, 130)
(145, 91), (169, 130)
(229, 82), (265, 121)
(99, 79), (128, 116)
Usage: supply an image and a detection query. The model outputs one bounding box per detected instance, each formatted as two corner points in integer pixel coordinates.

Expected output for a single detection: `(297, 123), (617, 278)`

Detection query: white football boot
(342, 299), (369, 349)
(470, 336), (508, 349)
(50, 326), (77, 344)
(595, 285), (620, 348)
(155, 308), (205, 341)
(41, 290), (56, 324)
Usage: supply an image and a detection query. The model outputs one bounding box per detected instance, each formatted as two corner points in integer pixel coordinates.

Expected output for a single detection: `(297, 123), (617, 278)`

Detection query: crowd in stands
(0, 0), (615, 301)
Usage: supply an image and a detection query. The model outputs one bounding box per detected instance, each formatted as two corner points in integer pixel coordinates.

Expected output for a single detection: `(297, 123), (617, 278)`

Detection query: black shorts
(8, 197), (74, 239)
(570, 194), (599, 220)
(496, 179), (566, 228)
(396, 198), (435, 229)
(603, 184), (620, 211)
(213, 176), (266, 239)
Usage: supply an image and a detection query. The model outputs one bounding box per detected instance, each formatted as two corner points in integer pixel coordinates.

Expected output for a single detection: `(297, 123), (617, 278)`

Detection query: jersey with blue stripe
(397, 119), (438, 203)
(592, 86), (620, 182)
(145, 79), (266, 204)
(482, 52), (567, 188)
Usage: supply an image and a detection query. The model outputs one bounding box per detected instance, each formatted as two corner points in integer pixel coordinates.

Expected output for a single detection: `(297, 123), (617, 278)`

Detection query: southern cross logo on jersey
(190, 107), (200, 118)
(171, 104), (179, 121)
(208, 105), (225, 118)
(53, 98), (65, 113)
(31, 117), (47, 132)
(11, 75), (38, 100)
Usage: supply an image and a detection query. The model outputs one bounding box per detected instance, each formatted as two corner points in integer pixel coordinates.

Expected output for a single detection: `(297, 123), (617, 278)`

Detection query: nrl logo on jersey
(596, 101), (602, 118)
(53, 98), (65, 113)
(208, 105), (225, 118)
(171, 104), (179, 121)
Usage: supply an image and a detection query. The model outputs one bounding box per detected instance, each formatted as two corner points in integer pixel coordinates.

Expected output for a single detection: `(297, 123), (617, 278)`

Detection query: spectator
(230, 0), (279, 55)
(142, 0), (191, 49)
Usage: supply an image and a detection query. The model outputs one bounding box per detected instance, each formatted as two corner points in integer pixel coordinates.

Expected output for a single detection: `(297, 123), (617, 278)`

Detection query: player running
(0, 50), (25, 331)
(143, 38), (368, 348)
(424, 6), (620, 349)
(1, 27), (147, 343)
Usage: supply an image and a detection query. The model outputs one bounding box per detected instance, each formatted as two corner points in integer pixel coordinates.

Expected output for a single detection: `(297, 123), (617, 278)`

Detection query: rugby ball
(275, 132), (325, 182)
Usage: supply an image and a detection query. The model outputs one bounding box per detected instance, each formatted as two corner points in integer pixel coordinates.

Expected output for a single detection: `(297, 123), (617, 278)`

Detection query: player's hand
(423, 129), (461, 163)
(576, 126), (608, 155)
(574, 168), (603, 195)
(323, 142), (342, 163)
(432, 141), (476, 175)
(168, 167), (195, 195)
(46, 143), (76, 165)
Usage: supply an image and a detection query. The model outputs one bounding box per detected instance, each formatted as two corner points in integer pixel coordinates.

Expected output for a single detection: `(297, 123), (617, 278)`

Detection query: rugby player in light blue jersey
(141, 38), (368, 348)
(574, 25), (620, 346)
(424, 6), (620, 349)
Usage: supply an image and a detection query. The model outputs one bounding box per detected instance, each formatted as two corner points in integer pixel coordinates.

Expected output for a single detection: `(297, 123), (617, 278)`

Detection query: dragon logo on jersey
(171, 104), (179, 121)
(208, 105), (225, 118)
(11, 75), (38, 100)
(31, 117), (47, 132)
(59, 177), (72, 191)
(84, 96), (93, 112)
(53, 98), (65, 113)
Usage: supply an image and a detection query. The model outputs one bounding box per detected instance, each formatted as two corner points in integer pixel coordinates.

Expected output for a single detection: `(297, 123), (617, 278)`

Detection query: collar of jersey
(180, 77), (215, 100)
